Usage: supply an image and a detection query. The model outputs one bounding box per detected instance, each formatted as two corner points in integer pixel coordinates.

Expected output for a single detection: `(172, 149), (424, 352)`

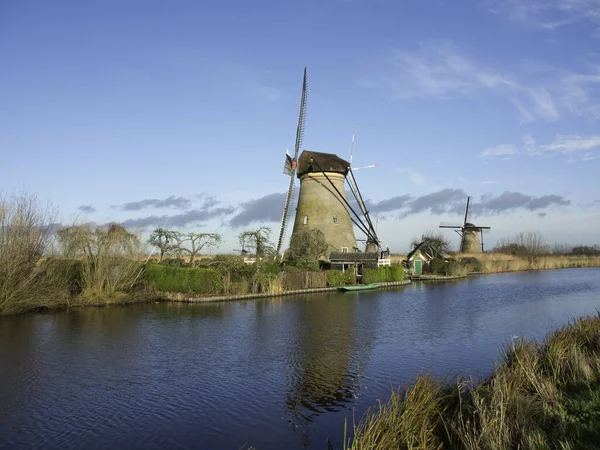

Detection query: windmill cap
(297, 150), (350, 177)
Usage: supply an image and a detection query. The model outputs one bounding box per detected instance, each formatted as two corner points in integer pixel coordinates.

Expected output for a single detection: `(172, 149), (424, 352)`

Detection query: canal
(1, 268), (599, 449)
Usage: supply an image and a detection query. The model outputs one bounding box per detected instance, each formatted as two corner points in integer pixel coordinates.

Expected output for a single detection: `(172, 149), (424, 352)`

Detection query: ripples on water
(1, 268), (599, 449)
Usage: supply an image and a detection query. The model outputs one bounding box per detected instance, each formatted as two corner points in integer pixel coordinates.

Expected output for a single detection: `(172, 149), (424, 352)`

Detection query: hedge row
(146, 264), (222, 295)
(325, 270), (357, 286)
(362, 265), (404, 284)
(147, 264), (400, 294)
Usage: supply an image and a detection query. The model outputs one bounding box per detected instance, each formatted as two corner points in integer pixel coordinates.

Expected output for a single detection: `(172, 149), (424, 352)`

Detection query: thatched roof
(297, 150), (350, 178)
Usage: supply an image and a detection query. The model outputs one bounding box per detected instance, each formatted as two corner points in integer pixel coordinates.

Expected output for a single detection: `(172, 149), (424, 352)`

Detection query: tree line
(148, 226), (333, 265)
(148, 226), (276, 264)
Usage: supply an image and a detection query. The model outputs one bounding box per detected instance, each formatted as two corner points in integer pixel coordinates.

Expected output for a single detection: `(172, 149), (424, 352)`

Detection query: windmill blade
(292, 66), (308, 161)
(276, 171), (297, 257)
(351, 164), (380, 171)
(276, 67), (307, 258)
(463, 196), (471, 225)
(439, 224), (463, 229)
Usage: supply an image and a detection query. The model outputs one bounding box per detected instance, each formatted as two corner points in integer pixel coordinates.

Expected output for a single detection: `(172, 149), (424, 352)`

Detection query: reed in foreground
(346, 314), (600, 450)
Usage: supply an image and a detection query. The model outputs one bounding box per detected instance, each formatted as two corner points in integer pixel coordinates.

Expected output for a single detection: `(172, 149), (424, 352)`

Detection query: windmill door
(414, 260), (423, 275)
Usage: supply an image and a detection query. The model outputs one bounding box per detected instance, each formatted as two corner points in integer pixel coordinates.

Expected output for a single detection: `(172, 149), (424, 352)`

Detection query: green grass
(346, 313), (600, 450)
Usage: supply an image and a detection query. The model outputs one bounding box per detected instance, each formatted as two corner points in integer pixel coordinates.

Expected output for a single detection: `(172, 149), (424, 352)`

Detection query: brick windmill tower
(290, 150), (357, 256)
(275, 68), (380, 259)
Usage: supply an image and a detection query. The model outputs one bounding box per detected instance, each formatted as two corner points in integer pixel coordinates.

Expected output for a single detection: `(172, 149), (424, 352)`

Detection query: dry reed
(346, 314), (600, 450)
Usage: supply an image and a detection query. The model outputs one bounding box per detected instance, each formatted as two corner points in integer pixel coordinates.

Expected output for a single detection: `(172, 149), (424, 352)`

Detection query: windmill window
(303, 215), (308, 225)
(341, 247), (348, 253)
(333, 215), (338, 223)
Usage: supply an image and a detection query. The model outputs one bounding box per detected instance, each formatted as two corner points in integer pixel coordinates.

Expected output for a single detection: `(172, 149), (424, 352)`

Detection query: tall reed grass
(346, 314), (600, 450)
(462, 253), (600, 274)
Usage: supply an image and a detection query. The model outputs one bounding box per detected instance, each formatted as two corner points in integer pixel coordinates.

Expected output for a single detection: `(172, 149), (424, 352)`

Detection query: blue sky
(1, 0), (599, 253)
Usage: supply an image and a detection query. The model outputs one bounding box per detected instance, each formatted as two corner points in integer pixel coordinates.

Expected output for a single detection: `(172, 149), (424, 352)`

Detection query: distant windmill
(439, 196), (491, 253)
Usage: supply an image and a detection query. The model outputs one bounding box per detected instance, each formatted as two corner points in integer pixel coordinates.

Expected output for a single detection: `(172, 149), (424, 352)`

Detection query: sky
(1, 0), (599, 253)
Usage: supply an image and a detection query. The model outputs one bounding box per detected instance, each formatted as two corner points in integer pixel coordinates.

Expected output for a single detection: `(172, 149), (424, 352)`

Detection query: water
(1, 268), (599, 449)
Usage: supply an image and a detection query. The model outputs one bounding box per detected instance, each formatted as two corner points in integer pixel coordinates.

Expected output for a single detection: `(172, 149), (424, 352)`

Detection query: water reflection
(282, 293), (379, 446)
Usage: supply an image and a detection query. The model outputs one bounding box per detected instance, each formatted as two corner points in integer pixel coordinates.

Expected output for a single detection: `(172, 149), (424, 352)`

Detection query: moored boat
(337, 283), (380, 292)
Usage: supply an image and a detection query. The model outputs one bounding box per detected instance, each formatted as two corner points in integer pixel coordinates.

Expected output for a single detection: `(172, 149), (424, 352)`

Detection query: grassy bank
(345, 313), (600, 449)
(468, 253), (600, 274)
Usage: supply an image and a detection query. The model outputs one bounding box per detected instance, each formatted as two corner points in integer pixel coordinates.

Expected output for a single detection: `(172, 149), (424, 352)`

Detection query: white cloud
(492, 0), (600, 37)
(361, 40), (600, 122)
(526, 87), (560, 120)
(384, 41), (514, 100)
(482, 180), (502, 185)
(525, 134), (600, 157)
(479, 144), (518, 158)
(582, 152), (598, 161)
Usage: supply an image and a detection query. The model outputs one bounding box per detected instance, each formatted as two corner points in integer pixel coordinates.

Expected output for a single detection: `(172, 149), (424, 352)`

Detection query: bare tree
(411, 230), (451, 253)
(238, 227), (274, 258)
(175, 232), (222, 264)
(0, 192), (69, 315)
(57, 223), (142, 296)
(494, 231), (548, 259)
(148, 227), (178, 262)
(515, 231), (548, 257)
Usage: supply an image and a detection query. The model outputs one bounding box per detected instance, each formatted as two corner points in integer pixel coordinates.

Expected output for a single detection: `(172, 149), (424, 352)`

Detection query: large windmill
(275, 67), (382, 260)
(439, 196), (491, 253)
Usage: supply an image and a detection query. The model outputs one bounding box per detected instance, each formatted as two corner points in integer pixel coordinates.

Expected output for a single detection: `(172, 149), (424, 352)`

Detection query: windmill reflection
(283, 293), (379, 446)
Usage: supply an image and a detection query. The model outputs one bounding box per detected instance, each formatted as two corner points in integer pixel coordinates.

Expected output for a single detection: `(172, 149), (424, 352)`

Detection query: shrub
(326, 270), (344, 286)
(325, 270), (356, 286)
(343, 269), (357, 285)
(430, 258), (447, 275)
(146, 264), (222, 295)
(387, 265), (405, 281)
(362, 265), (404, 284)
(459, 256), (481, 272)
(282, 271), (327, 290)
(41, 258), (84, 295)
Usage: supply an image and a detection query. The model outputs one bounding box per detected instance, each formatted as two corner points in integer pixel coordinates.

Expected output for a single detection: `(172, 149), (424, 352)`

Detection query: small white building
(405, 242), (445, 275)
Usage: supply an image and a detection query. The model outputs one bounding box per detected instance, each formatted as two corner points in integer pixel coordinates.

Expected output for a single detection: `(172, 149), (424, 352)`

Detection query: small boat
(337, 283), (380, 292)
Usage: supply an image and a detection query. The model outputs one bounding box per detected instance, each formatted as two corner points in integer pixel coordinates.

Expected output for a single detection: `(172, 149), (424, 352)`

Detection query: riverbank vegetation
(0, 194), (405, 314)
(0, 193), (154, 316)
(403, 231), (600, 277)
(2, 192), (597, 315)
(345, 313), (600, 449)
(145, 262), (404, 296)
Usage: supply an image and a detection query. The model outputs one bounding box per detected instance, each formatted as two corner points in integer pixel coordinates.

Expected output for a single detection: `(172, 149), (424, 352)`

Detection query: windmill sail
(276, 67), (307, 258)
(283, 149), (294, 175)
